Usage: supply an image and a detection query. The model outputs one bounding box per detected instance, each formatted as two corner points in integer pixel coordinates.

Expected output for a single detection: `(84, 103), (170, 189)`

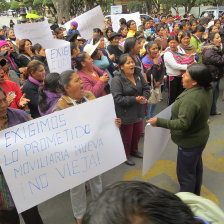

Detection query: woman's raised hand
(100, 73), (110, 83)
(18, 93), (30, 108)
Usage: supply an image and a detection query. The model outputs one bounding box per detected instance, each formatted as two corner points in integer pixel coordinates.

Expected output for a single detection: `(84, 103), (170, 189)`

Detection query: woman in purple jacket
(0, 86), (43, 224)
(38, 72), (61, 116)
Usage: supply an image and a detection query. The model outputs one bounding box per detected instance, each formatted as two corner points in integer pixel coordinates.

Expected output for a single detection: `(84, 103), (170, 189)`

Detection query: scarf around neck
(142, 55), (163, 70)
(164, 49), (195, 65)
(28, 76), (43, 87)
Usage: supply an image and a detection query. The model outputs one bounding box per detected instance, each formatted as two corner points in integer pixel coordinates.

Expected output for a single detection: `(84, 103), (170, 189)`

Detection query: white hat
(83, 41), (100, 56)
(77, 36), (87, 43)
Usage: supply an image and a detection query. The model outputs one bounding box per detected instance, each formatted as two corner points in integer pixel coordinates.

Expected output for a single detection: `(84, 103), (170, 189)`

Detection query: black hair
(75, 52), (87, 70)
(93, 35), (103, 45)
(119, 18), (126, 26)
(118, 53), (131, 67)
(167, 35), (179, 43)
(189, 19), (197, 26)
(156, 25), (164, 33)
(70, 42), (78, 55)
(38, 73), (60, 113)
(143, 18), (152, 27)
(138, 37), (146, 44)
(167, 14), (173, 19)
(105, 27), (113, 39)
(180, 31), (191, 40)
(124, 37), (137, 53)
(126, 20), (135, 29)
(208, 25), (218, 33)
(145, 41), (158, 54)
(27, 60), (44, 76)
(199, 18), (208, 26)
(93, 28), (103, 35)
(119, 25), (127, 32)
(134, 31), (143, 39)
(188, 64), (212, 89)
(181, 21), (190, 27)
(31, 43), (42, 54)
(82, 181), (196, 224)
(194, 25), (205, 33)
(118, 25), (127, 34)
(58, 70), (76, 95)
(208, 32), (219, 43)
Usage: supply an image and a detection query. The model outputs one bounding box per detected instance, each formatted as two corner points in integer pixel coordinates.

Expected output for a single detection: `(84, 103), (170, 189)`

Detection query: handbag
(147, 74), (162, 104)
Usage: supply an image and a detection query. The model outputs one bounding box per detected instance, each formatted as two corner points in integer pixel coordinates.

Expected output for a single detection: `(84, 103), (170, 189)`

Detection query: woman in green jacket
(147, 64), (212, 196)
(190, 25), (205, 63)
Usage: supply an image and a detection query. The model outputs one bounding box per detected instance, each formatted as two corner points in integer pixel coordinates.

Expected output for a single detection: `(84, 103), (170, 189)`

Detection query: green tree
(128, 1), (143, 13)
(0, 0), (10, 11)
(10, 1), (20, 10)
(161, 0), (197, 13)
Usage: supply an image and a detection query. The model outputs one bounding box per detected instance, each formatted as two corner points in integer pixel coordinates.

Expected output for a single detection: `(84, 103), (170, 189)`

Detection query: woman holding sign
(53, 70), (121, 224)
(147, 64), (212, 196)
(0, 61), (43, 223)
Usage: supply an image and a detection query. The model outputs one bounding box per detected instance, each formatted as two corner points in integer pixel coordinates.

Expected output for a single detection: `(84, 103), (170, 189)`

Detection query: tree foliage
(128, 1), (143, 13)
(10, 1), (20, 10)
(0, 0), (10, 11)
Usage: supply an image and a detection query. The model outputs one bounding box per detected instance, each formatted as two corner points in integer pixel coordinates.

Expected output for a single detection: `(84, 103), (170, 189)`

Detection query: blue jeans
(146, 103), (157, 120)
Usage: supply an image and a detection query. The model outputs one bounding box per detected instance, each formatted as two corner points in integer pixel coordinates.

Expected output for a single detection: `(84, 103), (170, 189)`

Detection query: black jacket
(18, 53), (31, 67)
(22, 79), (40, 119)
(201, 43), (224, 81)
(107, 45), (123, 64)
(111, 68), (150, 125)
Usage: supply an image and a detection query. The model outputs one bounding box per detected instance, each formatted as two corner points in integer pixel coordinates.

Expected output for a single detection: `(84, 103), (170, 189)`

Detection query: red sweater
(0, 80), (22, 109)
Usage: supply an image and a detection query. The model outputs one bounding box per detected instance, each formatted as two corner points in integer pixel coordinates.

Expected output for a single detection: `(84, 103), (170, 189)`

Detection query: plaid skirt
(0, 171), (15, 210)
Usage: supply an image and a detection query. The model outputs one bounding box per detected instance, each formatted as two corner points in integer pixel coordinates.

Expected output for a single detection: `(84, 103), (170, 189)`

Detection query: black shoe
(131, 152), (143, 158)
(125, 158), (135, 166)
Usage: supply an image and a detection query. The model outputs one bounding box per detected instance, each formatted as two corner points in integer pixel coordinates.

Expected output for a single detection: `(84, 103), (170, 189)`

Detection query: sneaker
(125, 158), (135, 166)
(131, 152), (143, 158)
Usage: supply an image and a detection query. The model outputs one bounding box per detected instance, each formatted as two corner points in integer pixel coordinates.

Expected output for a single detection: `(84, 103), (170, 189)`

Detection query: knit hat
(0, 40), (9, 49)
(70, 21), (78, 28)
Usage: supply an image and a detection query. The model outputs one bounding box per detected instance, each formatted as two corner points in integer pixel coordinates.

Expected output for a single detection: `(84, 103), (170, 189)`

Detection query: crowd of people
(0, 10), (224, 224)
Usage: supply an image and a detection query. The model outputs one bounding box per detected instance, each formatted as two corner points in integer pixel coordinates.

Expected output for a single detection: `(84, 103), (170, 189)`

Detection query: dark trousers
(0, 206), (43, 224)
(177, 144), (206, 196)
(120, 121), (143, 158)
(168, 76), (184, 105)
(210, 80), (220, 114)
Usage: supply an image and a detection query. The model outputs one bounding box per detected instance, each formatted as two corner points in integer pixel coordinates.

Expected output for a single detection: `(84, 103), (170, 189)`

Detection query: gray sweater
(111, 69), (150, 125)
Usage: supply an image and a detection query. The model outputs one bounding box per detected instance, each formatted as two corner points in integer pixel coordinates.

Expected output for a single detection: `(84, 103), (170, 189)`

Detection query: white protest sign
(45, 39), (71, 73)
(64, 6), (105, 40)
(111, 12), (141, 32)
(14, 19), (53, 45)
(0, 94), (126, 213)
(143, 105), (172, 176)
